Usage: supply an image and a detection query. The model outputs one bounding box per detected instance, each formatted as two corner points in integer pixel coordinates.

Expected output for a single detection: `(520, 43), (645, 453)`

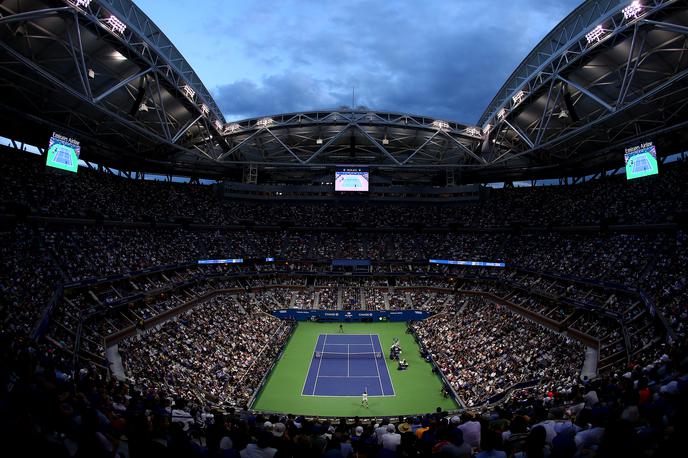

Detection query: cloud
(207, 0), (582, 123)
(214, 73), (342, 121)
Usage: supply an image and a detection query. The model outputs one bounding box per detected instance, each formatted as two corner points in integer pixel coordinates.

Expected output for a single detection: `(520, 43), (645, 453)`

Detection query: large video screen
(46, 133), (80, 173)
(624, 143), (658, 180)
(335, 168), (369, 192)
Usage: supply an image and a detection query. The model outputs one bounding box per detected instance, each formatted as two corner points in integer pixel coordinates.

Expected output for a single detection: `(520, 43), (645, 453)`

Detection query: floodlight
(622, 1), (642, 20)
(256, 118), (274, 127)
(105, 15), (126, 34)
(497, 108), (507, 121)
(200, 104), (209, 115)
(382, 137), (389, 145)
(586, 24), (606, 44)
(214, 120), (223, 131)
(224, 123), (241, 134)
(432, 120), (450, 130)
(316, 138), (323, 145)
(182, 85), (195, 100)
(512, 90), (526, 106)
(465, 127), (481, 137)
(75, 0), (91, 8)
(110, 50), (127, 61)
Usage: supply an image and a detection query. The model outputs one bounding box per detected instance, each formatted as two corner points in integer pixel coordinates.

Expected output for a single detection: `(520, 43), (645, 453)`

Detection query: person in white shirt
(361, 391), (368, 408)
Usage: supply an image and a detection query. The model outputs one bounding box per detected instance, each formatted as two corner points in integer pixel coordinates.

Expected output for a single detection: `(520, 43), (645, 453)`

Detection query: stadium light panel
(465, 127), (481, 137)
(182, 85), (195, 100)
(75, 0), (92, 8)
(512, 90), (526, 106)
(110, 50), (127, 61)
(105, 15), (127, 35)
(316, 138), (323, 145)
(586, 24), (606, 44)
(256, 118), (274, 128)
(224, 123), (241, 134)
(200, 104), (209, 115)
(623, 1), (643, 20)
(432, 120), (450, 130)
(497, 108), (507, 121)
(382, 136), (389, 145)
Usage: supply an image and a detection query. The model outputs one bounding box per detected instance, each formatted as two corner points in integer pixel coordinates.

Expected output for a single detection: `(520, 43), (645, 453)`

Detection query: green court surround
(252, 322), (459, 417)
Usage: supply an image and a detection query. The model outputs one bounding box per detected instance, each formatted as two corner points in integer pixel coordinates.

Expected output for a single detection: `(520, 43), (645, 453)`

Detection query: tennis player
(361, 390), (369, 408)
(339, 323), (344, 333)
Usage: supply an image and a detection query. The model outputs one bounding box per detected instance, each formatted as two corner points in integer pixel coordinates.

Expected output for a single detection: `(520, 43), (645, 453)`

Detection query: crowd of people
(1, 147), (686, 228)
(119, 293), (291, 408)
(0, 328), (685, 457)
(1, 147), (687, 456)
(413, 297), (585, 407)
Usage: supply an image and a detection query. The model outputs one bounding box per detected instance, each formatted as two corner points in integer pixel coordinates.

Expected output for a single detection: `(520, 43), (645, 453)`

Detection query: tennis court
(625, 148), (658, 179)
(302, 334), (395, 397)
(50, 144), (75, 167)
(252, 322), (458, 416)
(630, 154), (653, 173)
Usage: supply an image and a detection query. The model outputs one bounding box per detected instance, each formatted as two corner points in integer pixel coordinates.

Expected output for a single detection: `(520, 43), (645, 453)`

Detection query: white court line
(300, 334), (323, 396)
(347, 343), (350, 377)
(317, 375), (380, 378)
(312, 334), (327, 395)
(370, 334), (385, 396)
(301, 393), (396, 398)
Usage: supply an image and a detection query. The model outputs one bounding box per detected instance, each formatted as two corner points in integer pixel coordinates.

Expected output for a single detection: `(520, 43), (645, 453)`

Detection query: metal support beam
(641, 19), (688, 36)
(265, 127), (304, 164)
(304, 124), (352, 164)
(0, 6), (70, 25)
(503, 119), (535, 149)
(93, 68), (152, 103)
(171, 114), (203, 144)
(217, 128), (265, 161)
(439, 130), (488, 164)
(557, 75), (614, 112)
(353, 124), (402, 165)
(403, 130), (441, 165)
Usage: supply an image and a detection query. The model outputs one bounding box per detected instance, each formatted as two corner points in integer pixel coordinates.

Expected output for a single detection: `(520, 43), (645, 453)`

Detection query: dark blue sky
(136, 0), (582, 124)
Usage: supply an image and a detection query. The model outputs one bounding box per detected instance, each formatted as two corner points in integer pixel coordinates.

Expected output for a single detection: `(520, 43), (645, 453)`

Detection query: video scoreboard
(46, 132), (80, 173)
(335, 168), (369, 192)
(624, 142), (658, 180)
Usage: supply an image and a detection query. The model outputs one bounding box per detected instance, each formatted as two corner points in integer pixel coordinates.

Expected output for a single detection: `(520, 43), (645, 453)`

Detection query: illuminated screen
(46, 133), (80, 173)
(335, 169), (369, 192)
(624, 144), (658, 180)
(429, 259), (506, 268)
(197, 259), (243, 264)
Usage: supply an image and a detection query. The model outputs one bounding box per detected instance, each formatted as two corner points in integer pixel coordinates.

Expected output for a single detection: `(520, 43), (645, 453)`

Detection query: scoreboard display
(335, 168), (369, 192)
(624, 142), (658, 180)
(46, 133), (80, 173)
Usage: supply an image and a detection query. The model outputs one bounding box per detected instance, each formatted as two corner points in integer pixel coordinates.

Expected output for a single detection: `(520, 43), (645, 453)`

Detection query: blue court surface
(630, 155), (652, 173)
(54, 148), (74, 167)
(302, 334), (395, 397)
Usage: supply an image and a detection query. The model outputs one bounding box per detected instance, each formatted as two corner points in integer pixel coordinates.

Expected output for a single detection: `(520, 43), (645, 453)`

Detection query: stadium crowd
(120, 293), (291, 408)
(0, 328), (685, 457)
(1, 148), (687, 457)
(413, 297), (585, 407)
(1, 148), (686, 227)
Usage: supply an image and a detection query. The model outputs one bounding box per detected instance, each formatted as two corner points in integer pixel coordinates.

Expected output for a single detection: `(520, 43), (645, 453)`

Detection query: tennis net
(315, 351), (382, 359)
